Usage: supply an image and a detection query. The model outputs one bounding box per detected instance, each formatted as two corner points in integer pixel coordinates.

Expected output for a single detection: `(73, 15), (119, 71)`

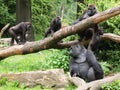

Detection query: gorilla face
(56, 16), (61, 22)
(87, 5), (97, 16)
(69, 44), (86, 58)
(69, 44), (81, 57)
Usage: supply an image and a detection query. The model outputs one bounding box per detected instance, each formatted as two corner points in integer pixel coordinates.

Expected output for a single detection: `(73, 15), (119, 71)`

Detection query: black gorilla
(71, 4), (103, 50)
(9, 22), (31, 46)
(72, 4), (98, 25)
(69, 44), (104, 82)
(44, 16), (61, 38)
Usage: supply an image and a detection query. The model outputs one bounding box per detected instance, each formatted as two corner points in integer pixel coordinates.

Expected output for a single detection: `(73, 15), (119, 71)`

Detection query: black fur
(69, 44), (104, 82)
(9, 22), (31, 46)
(71, 5), (103, 50)
(44, 16), (61, 38)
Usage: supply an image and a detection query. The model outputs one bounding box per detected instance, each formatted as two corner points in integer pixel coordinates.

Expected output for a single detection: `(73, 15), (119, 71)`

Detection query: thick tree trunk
(16, 0), (34, 41)
(0, 6), (120, 60)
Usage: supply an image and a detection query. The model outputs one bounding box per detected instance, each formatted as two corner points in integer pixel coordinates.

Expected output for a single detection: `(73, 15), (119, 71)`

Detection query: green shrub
(0, 0), (16, 26)
(97, 50), (120, 73)
(100, 62), (111, 75)
(101, 80), (120, 90)
(0, 77), (7, 86)
(45, 49), (70, 72)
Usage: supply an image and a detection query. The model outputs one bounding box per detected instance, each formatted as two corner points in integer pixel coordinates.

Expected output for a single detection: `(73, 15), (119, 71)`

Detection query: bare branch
(0, 23), (10, 38)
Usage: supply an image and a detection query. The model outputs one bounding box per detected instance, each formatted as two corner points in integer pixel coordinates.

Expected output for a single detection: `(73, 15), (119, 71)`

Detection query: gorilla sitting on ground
(69, 44), (104, 82)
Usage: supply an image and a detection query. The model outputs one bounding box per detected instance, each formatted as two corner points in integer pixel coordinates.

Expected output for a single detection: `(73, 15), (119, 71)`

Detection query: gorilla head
(69, 44), (84, 57)
(87, 4), (97, 16)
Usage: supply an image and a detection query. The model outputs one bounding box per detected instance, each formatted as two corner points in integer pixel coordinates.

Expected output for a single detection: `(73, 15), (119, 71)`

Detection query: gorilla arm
(86, 50), (104, 79)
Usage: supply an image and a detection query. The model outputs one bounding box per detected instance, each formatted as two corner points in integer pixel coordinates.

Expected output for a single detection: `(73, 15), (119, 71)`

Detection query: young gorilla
(69, 44), (104, 82)
(9, 22), (31, 46)
(71, 4), (103, 50)
(44, 16), (61, 38)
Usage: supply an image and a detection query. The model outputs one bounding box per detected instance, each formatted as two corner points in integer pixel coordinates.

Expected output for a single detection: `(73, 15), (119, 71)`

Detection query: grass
(0, 49), (55, 73)
(0, 49), (76, 90)
(0, 45), (120, 90)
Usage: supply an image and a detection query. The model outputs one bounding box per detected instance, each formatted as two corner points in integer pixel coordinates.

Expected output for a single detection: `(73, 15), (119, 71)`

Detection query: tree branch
(0, 6), (120, 59)
(0, 23), (10, 38)
(55, 33), (120, 48)
(74, 73), (120, 90)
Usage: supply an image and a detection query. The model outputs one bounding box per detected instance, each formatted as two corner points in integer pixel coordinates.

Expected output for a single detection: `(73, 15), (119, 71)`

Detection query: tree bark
(0, 23), (10, 38)
(16, 0), (34, 41)
(0, 6), (120, 60)
(71, 73), (120, 90)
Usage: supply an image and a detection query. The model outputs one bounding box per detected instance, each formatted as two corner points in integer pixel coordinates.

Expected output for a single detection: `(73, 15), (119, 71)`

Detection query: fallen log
(0, 69), (120, 90)
(0, 6), (120, 59)
(68, 73), (120, 90)
(0, 69), (69, 88)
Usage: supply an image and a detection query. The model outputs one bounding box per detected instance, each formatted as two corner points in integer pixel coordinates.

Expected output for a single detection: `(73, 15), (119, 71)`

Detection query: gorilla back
(69, 44), (104, 82)
(9, 22), (31, 46)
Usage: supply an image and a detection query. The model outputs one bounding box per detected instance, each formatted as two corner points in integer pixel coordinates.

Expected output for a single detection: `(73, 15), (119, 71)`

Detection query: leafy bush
(0, 0), (16, 26)
(100, 62), (112, 75)
(0, 77), (7, 86)
(101, 80), (120, 90)
(45, 49), (70, 72)
(97, 50), (120, 73)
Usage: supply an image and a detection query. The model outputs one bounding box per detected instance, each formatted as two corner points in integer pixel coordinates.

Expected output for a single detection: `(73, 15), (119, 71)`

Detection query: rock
(0, 69), (69, 88)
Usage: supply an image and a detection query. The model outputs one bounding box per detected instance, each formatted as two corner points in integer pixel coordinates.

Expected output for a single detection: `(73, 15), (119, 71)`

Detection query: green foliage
(0, 0), (15, 28)
(97, 50), (120, 73)
(32, 0), (57, 40)
(101, 80), (120, 90)
(0, 49), (70, 73)
(0, 77), (42, 90)
(45, 49), (70, 72)
(56, 0), (77, 24)
(100, 62), (112, 75)
(0, 77), (7, 86)
(65, 83), (76, 90)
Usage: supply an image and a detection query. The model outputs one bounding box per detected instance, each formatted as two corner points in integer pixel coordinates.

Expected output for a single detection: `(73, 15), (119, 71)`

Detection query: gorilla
(9, 22), (31, 46)
(44, 16), (61, 38)
(69, 44), (104, 82)
(71, 4), (98, 25)
(71, 4), (103, 50)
